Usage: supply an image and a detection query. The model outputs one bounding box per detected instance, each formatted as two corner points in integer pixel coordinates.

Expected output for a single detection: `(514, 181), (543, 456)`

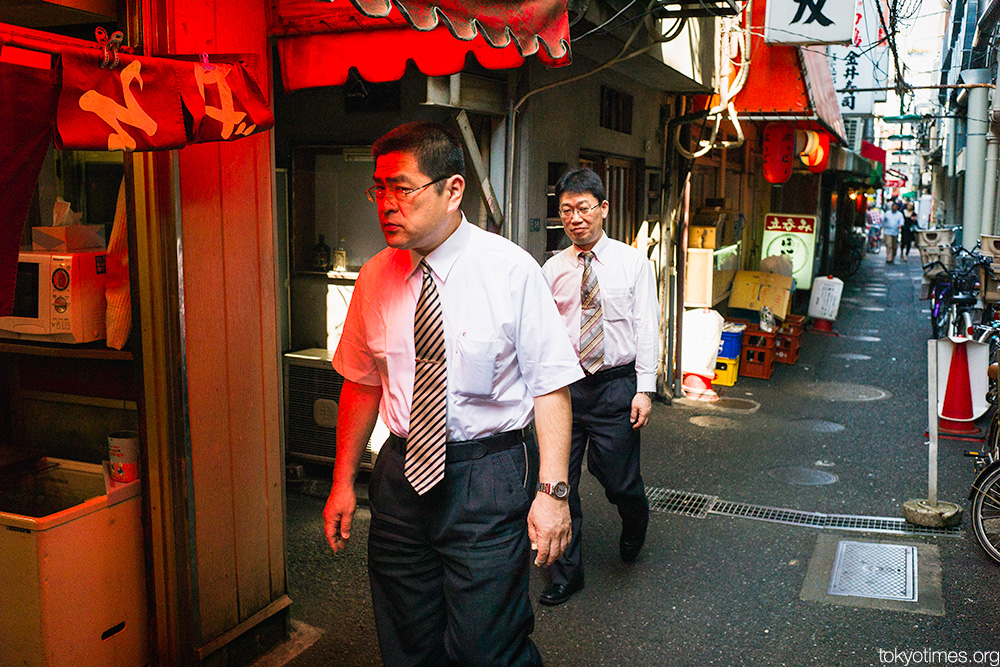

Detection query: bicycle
(965, 324), (1000, 562)
(833, 231), (866, 278)
(925, 246), (988, 339)
(866, 222), (882, 254)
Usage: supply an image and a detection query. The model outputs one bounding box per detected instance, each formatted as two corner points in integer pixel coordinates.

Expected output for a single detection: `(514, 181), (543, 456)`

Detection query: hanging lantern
(762, 123), (795, 184)
(802, 132), (830, 173)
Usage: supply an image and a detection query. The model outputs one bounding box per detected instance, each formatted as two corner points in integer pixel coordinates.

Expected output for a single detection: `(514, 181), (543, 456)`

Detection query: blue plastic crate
(718, 330), (743, 359)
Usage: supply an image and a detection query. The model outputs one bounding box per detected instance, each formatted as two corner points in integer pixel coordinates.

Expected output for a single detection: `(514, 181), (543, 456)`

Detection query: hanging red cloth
(0, 59), (59, 317)
(56, 47), (274, 151)
(56, 47), (188, 152)
(179, 59), (275, 145)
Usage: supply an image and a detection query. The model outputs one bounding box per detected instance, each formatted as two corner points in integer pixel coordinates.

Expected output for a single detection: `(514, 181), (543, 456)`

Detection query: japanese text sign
(762, 213), (818, 289)
(764, 0), (854, 44)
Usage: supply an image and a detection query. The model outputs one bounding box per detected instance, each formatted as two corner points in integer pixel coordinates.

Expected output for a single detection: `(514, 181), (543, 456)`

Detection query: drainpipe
(983, 69), (1000, 236)
(962, 69), (991, 247)
(988, 66), (1000, 236)
(663, 109), (710, 398)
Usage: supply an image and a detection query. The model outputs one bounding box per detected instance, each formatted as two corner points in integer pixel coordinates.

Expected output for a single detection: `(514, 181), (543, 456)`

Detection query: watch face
(553, 481), (570, 499)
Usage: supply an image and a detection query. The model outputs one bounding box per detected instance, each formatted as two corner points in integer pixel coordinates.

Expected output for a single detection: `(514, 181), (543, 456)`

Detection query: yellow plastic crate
(713, 356), (739, 387)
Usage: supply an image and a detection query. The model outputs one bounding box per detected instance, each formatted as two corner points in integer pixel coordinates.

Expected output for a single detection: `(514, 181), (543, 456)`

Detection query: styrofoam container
(0, 458), (147, 667)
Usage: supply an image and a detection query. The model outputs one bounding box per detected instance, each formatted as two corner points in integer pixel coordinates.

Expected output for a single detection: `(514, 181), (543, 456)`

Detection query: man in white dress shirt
(323, 122), (583, 666)
(540, 168), (659, 606)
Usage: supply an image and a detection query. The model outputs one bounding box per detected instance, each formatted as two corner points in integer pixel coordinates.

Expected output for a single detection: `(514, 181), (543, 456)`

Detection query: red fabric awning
(270, 0), (571, 91)
(717, 0), (846, 143)
(861, 140), (887, 167)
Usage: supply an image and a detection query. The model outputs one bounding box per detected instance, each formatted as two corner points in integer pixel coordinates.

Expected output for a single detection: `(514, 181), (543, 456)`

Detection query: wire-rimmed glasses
(558, 203), (601, 220)
(366, 175), (449, 204)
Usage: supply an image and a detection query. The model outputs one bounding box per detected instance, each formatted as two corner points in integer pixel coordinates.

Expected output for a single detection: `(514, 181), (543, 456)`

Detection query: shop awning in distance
(718, 0), (846, 143)
(270, 0), (572, 91)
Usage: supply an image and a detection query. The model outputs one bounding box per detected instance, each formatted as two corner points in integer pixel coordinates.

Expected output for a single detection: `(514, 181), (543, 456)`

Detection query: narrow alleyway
(280, 250), (1000, 667)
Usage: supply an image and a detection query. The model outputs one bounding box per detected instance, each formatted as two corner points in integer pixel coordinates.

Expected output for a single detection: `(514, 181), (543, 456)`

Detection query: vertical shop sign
(762, 214), (818, 289)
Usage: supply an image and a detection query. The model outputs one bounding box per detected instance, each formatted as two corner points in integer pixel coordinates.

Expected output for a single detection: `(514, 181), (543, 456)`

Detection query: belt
(581, 360), (635, 382)
(386, 428), (529, 463)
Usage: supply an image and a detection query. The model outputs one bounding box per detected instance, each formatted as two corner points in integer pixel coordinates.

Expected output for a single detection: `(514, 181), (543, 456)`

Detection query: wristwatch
(537, 481), (570, 499)
(640, 391), (656, 398)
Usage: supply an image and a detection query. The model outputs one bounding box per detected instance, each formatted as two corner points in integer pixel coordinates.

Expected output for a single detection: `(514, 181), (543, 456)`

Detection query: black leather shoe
(620, 531), (646, 563)
(539, 576), (584, 606)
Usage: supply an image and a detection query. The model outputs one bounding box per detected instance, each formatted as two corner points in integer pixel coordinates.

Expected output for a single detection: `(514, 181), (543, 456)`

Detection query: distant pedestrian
(539, 167), (659, 607)
(882, 202), (904, 264)
(323, 121), (583, 665)
(901, 204), (918, 261)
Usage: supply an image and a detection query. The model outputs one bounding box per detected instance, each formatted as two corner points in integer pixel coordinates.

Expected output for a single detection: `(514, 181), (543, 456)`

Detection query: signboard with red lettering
(762, 213), (819, 289)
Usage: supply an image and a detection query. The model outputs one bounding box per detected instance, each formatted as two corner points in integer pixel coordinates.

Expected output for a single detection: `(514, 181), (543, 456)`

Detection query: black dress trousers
(547, 369), (649, 586)
(367, 432), (543, 667)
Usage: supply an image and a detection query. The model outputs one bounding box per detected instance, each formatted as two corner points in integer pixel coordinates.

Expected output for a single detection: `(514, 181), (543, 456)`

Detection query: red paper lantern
(762, 123), (795, 184)
(803, 132), (830, 173)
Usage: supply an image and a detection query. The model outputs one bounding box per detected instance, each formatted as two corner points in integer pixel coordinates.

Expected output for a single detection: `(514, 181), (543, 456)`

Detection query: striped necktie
(405, 260), (448, 495)
(579, 251), (604, 374)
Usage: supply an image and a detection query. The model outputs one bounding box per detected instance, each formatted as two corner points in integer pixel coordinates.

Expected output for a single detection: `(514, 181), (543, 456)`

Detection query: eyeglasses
(366, 176), (449, 204)
(559, 203), (601, 220)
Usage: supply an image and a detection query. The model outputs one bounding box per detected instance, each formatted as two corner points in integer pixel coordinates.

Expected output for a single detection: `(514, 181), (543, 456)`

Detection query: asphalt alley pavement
(279, 249), (1000, 667)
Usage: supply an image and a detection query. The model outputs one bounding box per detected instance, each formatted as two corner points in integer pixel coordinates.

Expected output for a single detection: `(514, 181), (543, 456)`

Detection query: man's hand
(323, 483), (357, 553)
(527, 492), (572, 567)
(630, 392), (653, 429)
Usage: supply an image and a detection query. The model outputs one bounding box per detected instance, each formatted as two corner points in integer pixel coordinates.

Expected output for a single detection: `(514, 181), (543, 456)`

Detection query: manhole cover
(689, 415), (738, 429)
(711, 397), (760, 412)
(828, 541), (917, 601)
(767, 466), (839, 486)
(832, 353), (871, 360)
(790, 418), (845, 433)
(795, 382), (889, 402)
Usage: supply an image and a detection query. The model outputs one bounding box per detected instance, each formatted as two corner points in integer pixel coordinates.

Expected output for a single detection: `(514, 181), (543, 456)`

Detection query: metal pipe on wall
(963, 69), (991, 246)
(982, 66), (1000, 236)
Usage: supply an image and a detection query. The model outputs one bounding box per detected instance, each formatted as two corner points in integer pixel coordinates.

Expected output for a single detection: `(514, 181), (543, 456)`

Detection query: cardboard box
(688, 226), (717, 249)
(32, 224), (105, 252)
(727, 270), (793, 319)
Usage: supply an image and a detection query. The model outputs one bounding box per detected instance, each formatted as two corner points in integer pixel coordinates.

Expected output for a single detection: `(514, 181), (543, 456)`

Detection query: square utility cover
(828, 540), (917, 602)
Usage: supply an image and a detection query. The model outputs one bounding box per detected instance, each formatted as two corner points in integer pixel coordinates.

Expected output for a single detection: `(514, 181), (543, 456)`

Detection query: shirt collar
(574, 232), (610, 264)
(408, 213), (471, 283)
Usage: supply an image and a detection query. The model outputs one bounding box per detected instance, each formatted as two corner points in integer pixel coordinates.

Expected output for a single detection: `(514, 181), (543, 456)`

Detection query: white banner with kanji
(762, 214), (819, 289)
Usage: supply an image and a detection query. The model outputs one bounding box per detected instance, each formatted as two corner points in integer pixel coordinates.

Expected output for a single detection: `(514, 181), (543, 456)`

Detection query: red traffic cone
(939, 341), (979, 435)
(683, 372), (719, 402)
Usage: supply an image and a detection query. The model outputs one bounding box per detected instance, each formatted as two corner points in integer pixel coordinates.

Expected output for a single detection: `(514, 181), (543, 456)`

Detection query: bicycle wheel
(971, 466), (1000, 563)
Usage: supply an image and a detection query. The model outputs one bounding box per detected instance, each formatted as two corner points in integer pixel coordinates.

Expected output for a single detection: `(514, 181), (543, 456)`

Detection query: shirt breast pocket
(453, 335), (502, 397)
(602, 286), (633, 322)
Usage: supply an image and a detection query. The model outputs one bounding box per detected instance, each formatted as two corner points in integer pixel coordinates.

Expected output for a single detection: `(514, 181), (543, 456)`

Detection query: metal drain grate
(710, 501), (961, 537)
(646, 488), (717, 518)
(828, 541), (918, 602)
(647, 488), (961, 536)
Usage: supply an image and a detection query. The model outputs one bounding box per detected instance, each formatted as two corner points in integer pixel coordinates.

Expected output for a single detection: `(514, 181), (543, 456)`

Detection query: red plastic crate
(743, 328), (776, 349)
(740, 345), (774, 379)
(777, 314), (806, 337)
(774, 344), (801, 365)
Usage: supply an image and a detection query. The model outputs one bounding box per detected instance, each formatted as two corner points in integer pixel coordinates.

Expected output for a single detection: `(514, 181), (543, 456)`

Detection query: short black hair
(555, 168), (607, 203)
(372, 122), (465, 189)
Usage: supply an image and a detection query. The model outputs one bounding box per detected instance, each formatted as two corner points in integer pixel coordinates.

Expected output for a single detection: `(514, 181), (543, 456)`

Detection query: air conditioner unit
(283, 348), (385, 470)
